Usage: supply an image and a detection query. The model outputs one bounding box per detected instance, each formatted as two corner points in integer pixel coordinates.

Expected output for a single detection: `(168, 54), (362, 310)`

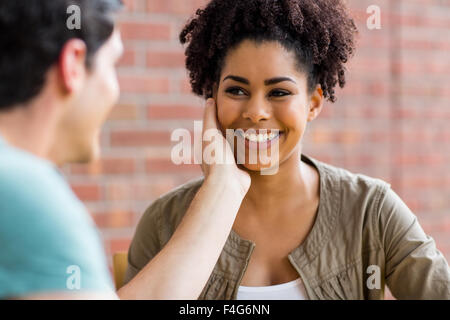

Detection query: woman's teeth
(242, 132), (280, 142)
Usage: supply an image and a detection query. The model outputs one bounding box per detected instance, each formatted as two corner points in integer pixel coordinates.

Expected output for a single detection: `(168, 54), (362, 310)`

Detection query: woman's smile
(234, 129), (285, 151)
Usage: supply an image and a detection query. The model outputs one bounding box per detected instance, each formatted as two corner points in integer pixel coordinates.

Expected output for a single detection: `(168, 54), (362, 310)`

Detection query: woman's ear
(307, 84), (324, 122)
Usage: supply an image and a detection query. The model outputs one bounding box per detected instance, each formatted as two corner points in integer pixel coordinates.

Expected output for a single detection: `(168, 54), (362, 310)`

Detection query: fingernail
(206, 99), (214, 107)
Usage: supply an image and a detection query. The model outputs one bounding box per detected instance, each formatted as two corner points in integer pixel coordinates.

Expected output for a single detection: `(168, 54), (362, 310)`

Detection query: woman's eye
(270, 90), (291, 97)
(225, 87), (246, 96)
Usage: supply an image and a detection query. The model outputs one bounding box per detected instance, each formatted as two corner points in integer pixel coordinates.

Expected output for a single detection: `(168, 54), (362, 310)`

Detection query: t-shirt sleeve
(378, 186), (450, 299)
(0, 166), (114, 299)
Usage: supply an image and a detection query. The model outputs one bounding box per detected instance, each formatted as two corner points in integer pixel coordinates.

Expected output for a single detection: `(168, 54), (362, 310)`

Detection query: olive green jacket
(124, 154), (450, 299)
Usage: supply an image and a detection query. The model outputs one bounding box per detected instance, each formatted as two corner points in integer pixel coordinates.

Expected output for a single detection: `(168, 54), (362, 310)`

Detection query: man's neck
(0, 103), (57, 161)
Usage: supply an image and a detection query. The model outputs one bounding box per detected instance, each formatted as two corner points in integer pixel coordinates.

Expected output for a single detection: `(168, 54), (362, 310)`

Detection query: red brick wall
(64, 0), (450, 292)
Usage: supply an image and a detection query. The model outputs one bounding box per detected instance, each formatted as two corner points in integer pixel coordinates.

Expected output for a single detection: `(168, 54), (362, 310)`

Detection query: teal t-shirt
(0, 135), (114, 298)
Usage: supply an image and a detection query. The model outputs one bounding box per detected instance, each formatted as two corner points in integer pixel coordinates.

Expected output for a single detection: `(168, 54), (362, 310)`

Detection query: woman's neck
(243, 149), (315, 215)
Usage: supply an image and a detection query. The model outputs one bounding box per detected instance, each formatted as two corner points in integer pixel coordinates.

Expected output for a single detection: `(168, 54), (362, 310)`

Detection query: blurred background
(63, 0), (450, 290)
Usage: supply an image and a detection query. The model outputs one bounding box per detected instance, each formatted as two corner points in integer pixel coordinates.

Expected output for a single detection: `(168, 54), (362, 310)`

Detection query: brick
(147, 105), (203, 120)
(118, 75), (170, 94)
(122, 0), (137, 11)
(131, 180), (178, 200)
(310, 127), (334, 144)
(108, 103), (138, 121)
(180, 77), (193, 94)
(110, 130), (172, 147)
(102, 158), (136, 174)
(71, 184), (102, 202)
(146, 0), (208, 15)
(70, 158), (136, 175)
(69, 162), (101, 175)
(147, 50), (186, 68)
(105, 183), (132, 202)
(120, 22), (171, 41)
(92, 211), (135, 229)
(393, 154), (445, 166)
(335, 129), (362, 144)
(145, 158), (202, 174)
(400, 39), (450, 51)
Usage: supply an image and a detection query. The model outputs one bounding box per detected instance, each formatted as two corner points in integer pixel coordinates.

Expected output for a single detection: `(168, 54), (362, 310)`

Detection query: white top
(236, 278), (308, 300)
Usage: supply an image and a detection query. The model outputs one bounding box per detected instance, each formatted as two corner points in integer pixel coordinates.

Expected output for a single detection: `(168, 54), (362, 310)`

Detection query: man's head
(0, 0), (123, 164)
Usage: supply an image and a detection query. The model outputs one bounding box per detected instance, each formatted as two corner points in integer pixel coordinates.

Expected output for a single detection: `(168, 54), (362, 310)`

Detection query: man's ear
(58, 39), (87, 94)
(307, 84), (324, 122)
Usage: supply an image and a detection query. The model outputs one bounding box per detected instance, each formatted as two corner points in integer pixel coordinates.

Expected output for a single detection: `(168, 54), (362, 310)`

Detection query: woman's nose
(242, 96), (271, 123)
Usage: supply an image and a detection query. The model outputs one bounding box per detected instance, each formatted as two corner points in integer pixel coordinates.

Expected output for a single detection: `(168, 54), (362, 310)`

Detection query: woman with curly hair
(124, 0), (450, 299)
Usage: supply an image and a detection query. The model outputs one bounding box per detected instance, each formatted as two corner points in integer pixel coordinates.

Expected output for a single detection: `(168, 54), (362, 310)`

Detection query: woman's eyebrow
(222, 75), (249, 84)
(264, 77), (297, 85)
(222, 75), (296, 86)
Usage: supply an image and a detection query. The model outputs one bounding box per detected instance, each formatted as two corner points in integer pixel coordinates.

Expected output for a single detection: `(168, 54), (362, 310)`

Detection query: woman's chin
(237, 161), (281, 175)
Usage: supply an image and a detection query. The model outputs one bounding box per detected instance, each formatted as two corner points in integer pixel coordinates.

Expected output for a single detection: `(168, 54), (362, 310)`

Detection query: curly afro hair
(180, 0), (358, 102)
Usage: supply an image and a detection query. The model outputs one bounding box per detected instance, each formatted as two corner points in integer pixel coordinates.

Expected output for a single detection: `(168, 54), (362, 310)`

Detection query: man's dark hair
(180, 0), (358, 102)
(0, 0), (123, 111)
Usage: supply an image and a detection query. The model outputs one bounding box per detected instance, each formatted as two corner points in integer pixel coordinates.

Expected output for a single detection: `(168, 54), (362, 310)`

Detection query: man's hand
(200, 98), (251, 196)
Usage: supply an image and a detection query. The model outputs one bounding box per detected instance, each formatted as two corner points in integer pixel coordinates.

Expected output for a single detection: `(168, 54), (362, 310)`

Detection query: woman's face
(215, 39), (323, 172)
